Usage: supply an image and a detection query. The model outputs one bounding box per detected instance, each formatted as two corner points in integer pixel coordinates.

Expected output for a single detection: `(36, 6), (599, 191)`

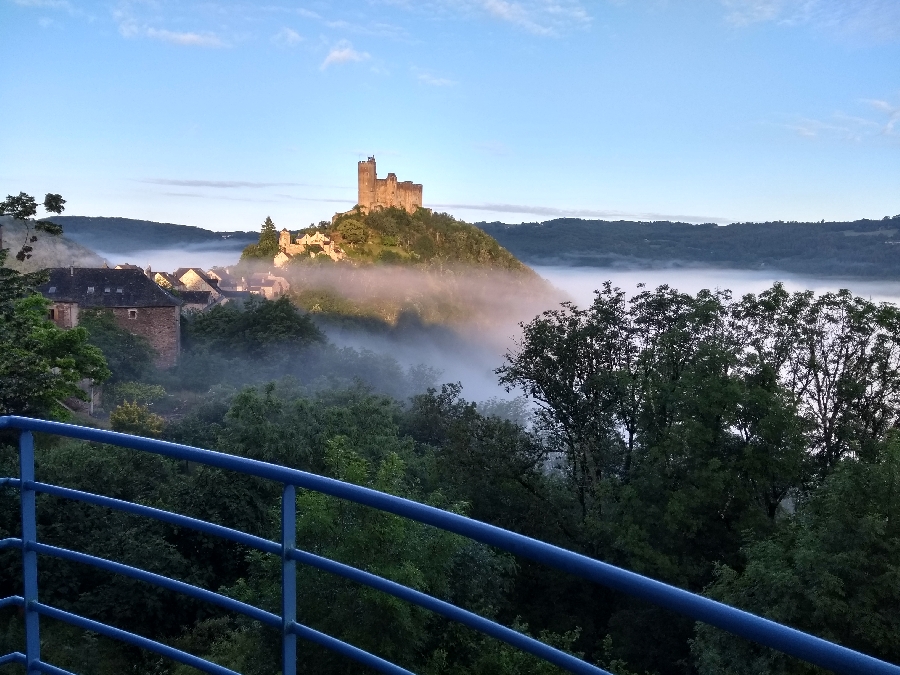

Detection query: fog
(117, 247), (900, 405)
(536, 265), (900, 308)
(96, 245), (243, 272)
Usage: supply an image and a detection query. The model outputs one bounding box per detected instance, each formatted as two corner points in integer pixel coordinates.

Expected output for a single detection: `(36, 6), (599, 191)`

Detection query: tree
(0, 250), (109, 418)
(0, 191), (66, 261)
(240, 216), (280, 260)
(337, 217), (367, 246)
(692, 437), (900, 674)
(78, 309), (157, 383)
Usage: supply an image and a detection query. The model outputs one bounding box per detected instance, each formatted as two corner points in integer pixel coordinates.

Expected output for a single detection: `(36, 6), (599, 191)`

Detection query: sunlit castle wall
(357, 157), (423, 214)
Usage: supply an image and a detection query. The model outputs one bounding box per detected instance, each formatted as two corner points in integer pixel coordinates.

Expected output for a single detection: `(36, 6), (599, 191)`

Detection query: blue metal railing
(0, 415), (898, 675)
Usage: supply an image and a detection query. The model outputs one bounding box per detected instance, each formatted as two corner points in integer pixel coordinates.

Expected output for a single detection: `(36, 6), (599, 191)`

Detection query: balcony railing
(1, 414), (898, 675)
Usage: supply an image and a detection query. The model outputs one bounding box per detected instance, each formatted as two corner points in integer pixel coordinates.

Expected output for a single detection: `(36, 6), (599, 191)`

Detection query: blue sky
(1, 0), (899, 231)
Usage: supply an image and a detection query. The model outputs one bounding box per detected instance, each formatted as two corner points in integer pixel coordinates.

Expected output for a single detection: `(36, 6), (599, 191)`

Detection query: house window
(48, 308), (56, 320)
(104, 287), (111, 293)
(48, 286), (56, 293)
(128, 309), (138, 319)
(87, 286), (94, 293)
(116, 287), (124, 294)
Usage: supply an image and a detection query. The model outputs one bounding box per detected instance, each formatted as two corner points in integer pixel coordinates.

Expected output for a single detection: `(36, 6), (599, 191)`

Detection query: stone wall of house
(48, 302), (79, 329)
(110, 306), (181, 368)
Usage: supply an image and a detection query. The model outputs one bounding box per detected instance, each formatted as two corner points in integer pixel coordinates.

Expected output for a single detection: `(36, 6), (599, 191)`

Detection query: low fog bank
(272, 263), (566, 402)
(95, 246), (242, 271)
(536, 265), (900, 308)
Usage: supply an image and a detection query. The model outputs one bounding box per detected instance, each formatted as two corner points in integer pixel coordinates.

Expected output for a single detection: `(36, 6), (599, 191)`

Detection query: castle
(357, 157), (423, 214)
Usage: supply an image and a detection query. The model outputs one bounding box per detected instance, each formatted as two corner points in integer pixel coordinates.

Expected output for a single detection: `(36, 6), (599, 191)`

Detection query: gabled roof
(38, 268), (182, 308)
(174, 267), (212, 282)
(154, 272), (182, 287)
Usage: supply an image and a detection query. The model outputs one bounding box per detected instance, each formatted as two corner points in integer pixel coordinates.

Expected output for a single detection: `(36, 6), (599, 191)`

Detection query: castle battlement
(358, 157), (422, 214)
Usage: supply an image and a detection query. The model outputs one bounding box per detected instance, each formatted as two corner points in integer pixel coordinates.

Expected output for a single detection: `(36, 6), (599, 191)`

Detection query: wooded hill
(246, 207), (531, 274)
(480, 215), (900, 278)
(42, 216), (257, 256)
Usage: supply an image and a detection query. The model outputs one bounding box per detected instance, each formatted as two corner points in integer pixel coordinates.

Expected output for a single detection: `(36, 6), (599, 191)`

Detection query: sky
(1, 0), (899, 232)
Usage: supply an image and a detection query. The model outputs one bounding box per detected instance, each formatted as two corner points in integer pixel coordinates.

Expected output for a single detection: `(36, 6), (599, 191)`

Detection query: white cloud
(416, 70), (457, 86)
(320, 40), (371, 69)
(785, 96), (900, 141)
(272, 26), (303, 46)
(722, 0), (900, 41)
(146, 27), (224, 47)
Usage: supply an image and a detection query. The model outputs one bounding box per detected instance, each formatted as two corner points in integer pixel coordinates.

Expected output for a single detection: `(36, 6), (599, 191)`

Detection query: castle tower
(358, 157), (377, 210)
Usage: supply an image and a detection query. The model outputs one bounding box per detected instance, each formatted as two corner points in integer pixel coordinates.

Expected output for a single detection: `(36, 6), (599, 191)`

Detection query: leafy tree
(692, 436), (900, 674)
(78, 309), (157, 383)
(0, 250), (109, 418)
(109, 401), (165, 437)
(337, 217), (367, 245)
(0, 191), (66, 261)
(184, 295), (323, 357)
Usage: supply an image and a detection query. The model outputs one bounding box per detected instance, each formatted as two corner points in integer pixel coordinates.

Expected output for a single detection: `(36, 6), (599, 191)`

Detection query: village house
(38, 268), (182, 367)
(246, 272), (290, 299)
(173, 268), (223, 299)
(277, 228), (345, 266)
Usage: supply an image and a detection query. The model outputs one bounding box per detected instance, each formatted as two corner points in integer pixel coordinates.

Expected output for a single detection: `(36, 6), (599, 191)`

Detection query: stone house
(38, 268), (182, 368)
(277, 229), (345, 264)
(174, 268), (223, 299)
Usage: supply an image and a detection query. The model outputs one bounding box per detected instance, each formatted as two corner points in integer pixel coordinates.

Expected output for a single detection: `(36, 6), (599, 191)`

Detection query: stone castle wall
(358, 157), (422, 214)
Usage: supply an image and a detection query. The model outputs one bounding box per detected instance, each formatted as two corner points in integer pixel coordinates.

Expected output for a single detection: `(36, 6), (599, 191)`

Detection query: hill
(480, 215), (900, 278)
(244, 207), (531, 274)
(0, 216), (106, 272)
(42, 216), (257, 256)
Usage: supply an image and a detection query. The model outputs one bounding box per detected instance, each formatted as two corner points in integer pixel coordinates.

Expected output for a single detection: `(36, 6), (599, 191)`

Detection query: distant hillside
(480, 216), (900, 278)
(246, 207), (532, 274)
(0, 216), (106, 272)
(42, 216), (257, 256)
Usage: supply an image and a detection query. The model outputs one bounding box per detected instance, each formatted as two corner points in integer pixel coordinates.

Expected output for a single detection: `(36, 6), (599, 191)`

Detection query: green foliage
(110, 400), (165, 436)
(328, 207), (529, 272)
(183, 295), (323, 357)
(0, 250), (110, 418)
(241, 216), (280, 260)
(79, 308), (157, 383)
(104, 381), (167, 408)
(337, 217), (367, 245)
(0, 191), (65, 260)
(693, 436), (900, 674)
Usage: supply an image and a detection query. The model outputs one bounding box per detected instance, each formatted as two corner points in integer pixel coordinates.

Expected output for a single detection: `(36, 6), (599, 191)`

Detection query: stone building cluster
(357, 157), (422, 214)
(39, 264), (291, 369)
(275, 229), (345, 267)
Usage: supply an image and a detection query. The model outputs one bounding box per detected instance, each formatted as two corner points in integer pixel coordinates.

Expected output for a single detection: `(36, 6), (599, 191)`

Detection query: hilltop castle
(357, 157), (422, 214)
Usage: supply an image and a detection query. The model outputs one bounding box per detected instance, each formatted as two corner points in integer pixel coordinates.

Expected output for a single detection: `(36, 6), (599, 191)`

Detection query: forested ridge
(480, 215), (900, 278)
(3, 229), (900, 673)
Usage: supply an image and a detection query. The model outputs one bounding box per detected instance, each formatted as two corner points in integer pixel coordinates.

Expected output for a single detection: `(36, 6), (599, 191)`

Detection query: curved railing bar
(0, 652), (26, 667)
(0, 595), (24, 610)
(28, 481), (282, 555)
(0, 537), (22, 551)
(286, 547), (610, 675)
(0, 477), (21, 488)
(32, 602), (240, 675)
(28, 480), (611, 675)
(28, 542), (281, 627)
(3, 416), (900, 675)
(287, 621), (415, 675)
(33, 660), (78, 675)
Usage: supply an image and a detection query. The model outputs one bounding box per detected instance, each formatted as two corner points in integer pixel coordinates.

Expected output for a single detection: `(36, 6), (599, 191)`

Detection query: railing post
(282, 484), (297, 675)
(20, 430), (40, 675)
